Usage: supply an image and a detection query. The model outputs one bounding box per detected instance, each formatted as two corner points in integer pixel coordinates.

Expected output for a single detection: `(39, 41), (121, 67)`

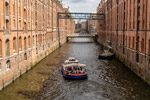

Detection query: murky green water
(0, 38), (150, 100)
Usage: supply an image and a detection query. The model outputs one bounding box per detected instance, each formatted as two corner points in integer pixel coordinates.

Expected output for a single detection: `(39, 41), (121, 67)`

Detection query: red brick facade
(0, 0), (75, 90)
(97, 0), (150, 84)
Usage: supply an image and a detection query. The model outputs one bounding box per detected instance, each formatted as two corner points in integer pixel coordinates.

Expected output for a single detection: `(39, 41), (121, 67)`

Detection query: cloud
(62, 0), (101, 13)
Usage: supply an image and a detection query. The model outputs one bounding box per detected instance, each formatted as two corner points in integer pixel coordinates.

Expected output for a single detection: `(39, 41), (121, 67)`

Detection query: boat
(99, 50), (115, 59)
(61, 63), (88, 79)
(61, 57), (88, 79)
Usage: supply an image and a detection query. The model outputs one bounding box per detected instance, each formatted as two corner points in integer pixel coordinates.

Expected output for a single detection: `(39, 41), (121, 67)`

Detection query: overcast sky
(62, 0), (101, 13)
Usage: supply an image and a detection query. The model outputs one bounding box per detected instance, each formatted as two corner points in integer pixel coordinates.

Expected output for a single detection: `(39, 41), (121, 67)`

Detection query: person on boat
(80, 68), (85, 74)
(73, 66), (78, 74)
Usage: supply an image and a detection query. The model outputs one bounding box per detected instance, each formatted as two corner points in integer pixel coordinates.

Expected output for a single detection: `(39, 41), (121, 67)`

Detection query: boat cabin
(63, 64), (86, 74)
(68, 57), (76, 61)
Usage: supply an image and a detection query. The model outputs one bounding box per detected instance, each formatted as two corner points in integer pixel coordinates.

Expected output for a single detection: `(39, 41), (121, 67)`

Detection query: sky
(62, 0), (101, 13)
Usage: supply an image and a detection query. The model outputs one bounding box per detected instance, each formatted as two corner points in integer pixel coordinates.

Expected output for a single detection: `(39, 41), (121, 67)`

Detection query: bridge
(57, 12), (105, 46)
(66, 33), (96, 42)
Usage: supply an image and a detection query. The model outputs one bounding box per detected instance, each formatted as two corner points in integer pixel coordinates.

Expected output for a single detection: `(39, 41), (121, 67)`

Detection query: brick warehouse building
(97, 0), (150, 84)
(0, 0), (75, 90)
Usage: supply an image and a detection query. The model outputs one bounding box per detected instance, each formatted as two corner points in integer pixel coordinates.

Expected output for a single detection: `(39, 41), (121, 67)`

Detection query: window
(6, 20), (9, 34)
(143, 4), (145, 29)
(13, 20), (15, 29)
(133, 37), (135, 49)
(6, 39), (10, 56)
(5, 3), (9, 16)
(24, 53), (27, 60)
(36, 48), (38, 54)
(126, 36), (127, 47)
(13, 37), (17, 53)
(129, 36), (131, 48)
(0, 39), (2, 57)
(28, 36), (30, 48)
(19, 21), (21, 29)
(148, 40), (150, 54)
(24, 23), (27, 33)
(6, 60), (10, 69)
(19, 37), (22, 51)
(24, 37), (26, 50)
(24, 9), (26, 19)
(141, 38), (144, 52)
(32, 36), (34, 45)
(36, 35), (38, 45)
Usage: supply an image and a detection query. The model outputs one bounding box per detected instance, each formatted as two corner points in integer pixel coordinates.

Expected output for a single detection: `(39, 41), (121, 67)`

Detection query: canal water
(0, 38), (150, 100)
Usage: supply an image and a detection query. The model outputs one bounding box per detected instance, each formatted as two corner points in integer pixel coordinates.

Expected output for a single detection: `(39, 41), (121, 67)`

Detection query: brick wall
(0, 0), (75, 90)
(97, 0), (150, 85)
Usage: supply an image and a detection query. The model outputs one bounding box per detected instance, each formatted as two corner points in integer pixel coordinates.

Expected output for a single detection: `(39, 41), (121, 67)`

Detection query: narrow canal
(0, 38), (150, 100)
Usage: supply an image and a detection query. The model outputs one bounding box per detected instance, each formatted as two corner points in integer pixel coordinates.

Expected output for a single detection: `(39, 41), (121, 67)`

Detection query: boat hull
(98, 54), (115, 60)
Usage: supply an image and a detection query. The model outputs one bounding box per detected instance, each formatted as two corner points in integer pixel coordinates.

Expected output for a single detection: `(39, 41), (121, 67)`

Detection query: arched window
(24, 37), (26, 50)
(141, 38), (144, 52)
(38, 35), (40, 44)
(5, 2), (9, 16)
(13, 37), (17, 53)
(24, 53), (27, 60)
(6, 20), (9, 34)
(36, 48), (38, 54)
(36, 35), (38, 45)
(28, 36), (30, 48)
(32, 35), (34, 45)
(19, 37), (22, 51)
(6, 60), (10, 69)
(0, 39), (2, 57)
(6, 39), (10, 56)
